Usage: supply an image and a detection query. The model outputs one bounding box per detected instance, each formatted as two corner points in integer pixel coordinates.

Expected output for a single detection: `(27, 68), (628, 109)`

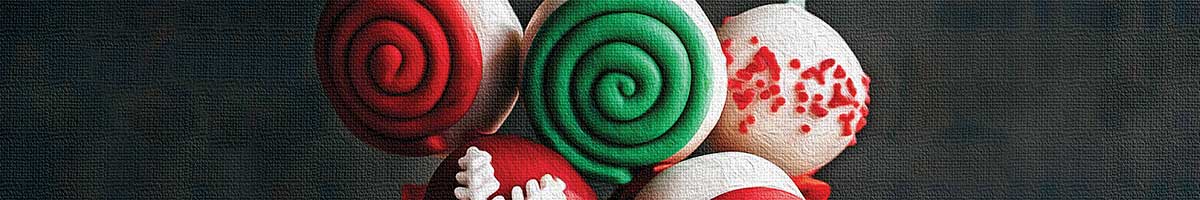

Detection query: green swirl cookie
(522, 0), (725, 184)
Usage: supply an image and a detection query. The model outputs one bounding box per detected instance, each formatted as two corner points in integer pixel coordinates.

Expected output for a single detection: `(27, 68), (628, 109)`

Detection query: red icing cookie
(315, 0), (522, 156)
(424, 135), (596, 200)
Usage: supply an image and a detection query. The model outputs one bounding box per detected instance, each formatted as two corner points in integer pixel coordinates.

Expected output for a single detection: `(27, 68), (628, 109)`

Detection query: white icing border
(634, 152), (805, 200)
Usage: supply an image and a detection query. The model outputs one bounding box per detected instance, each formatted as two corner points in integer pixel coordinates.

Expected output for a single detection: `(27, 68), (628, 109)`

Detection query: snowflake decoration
(454, 146), (568, 200)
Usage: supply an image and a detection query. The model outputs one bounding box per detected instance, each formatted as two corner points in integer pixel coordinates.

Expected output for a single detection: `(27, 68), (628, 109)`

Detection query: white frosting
(454, 147), (568, 200)
(442, 0), (524, 155)
(456, 147), (502, 200)
(634, 152), (805, 200)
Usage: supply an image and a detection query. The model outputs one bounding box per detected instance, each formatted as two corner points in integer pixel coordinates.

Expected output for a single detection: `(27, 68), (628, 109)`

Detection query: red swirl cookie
(315, 0), (521, 156)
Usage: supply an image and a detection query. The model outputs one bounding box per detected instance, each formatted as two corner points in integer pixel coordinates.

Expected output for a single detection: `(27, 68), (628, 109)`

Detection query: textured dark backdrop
(3, 0), (1199, 199)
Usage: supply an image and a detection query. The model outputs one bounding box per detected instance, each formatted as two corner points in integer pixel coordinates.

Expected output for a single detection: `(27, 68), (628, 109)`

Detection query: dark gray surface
(2, 0), (1199, 199)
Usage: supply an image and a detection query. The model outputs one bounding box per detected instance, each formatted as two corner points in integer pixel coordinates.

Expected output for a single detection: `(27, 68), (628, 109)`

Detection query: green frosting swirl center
(523, 0), (713, 184)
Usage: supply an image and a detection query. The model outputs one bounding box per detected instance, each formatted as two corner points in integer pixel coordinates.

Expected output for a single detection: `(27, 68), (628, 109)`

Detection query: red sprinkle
(733, 89), (756, 110)
(722, 16), (734, 24)
(759, 89), (773, 100)
(770, 97), (786, 112)
(729, 79), (744, 90)
(794, 83), (808, 102)
(861, 76), (871, 90)
(747, 46), (781, 81)
(750, 36), (759, 44)
(819, 59), (836, 70)
(736, 69), (754, 80)
(738, 115), (756, 134)
(810, 102), (828, 117)
(801, 68), (823, 85)
(855, 114), (868, 132)
(847, 137), (857, 147)
(813, 94), (824, 102)
(756, 80), (765, 88)
(846, 79), (858, 97)
(789, 59), (802, 69)
(828, 84), (858, 108)
(768, 85), (781, 95)
(801, 124), (811, 133)
(833, 65), (846, 79)
(837, 111), (857, 136)
(860, 105), (870, 116)
(738, 122), (749, 134)
(795, 104), (806, 113)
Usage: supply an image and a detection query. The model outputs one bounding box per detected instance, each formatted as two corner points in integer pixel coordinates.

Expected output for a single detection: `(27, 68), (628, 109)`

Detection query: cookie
(519, 0), (727, 184)
(315, 0), (522, 156)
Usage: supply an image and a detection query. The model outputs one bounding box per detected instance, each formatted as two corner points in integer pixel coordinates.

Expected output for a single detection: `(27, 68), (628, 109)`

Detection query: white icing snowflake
(454, 146), (569, 200)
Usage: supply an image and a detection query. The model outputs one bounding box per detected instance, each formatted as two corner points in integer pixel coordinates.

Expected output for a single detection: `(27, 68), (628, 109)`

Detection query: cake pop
(708, 1), (871, 199)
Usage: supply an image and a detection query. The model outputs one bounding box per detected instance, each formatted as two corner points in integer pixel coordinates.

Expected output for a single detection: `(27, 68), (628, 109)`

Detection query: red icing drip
(862, 76), (872, 104)
(837, 111), (857, 136)
(789, 59), (802, 69)
(722, 16), (734, 25)
(721, 39), (734, 67)
(856, 106), (869, 132)
(846, 79), (857, 97)
(750, 36), (759, 44)
(856, 113), (868, 132)
(833, 65), (846, 79)
(770, 97), (786, 112)
(827, 84), (858, 108)
(801, 124), (811, 133)
(847, 136), (857, 147)
(733, 89), (756, 110)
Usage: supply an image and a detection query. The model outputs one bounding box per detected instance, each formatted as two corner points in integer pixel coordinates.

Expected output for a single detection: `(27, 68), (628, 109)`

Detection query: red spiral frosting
(316, 0), (482, 156)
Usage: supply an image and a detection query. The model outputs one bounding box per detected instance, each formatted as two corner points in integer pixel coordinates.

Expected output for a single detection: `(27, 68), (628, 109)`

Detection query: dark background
(3, 0), (1199, 199)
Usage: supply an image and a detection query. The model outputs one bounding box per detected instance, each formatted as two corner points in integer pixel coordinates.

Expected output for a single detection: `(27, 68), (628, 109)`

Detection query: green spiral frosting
(523, 0), (714, 184)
